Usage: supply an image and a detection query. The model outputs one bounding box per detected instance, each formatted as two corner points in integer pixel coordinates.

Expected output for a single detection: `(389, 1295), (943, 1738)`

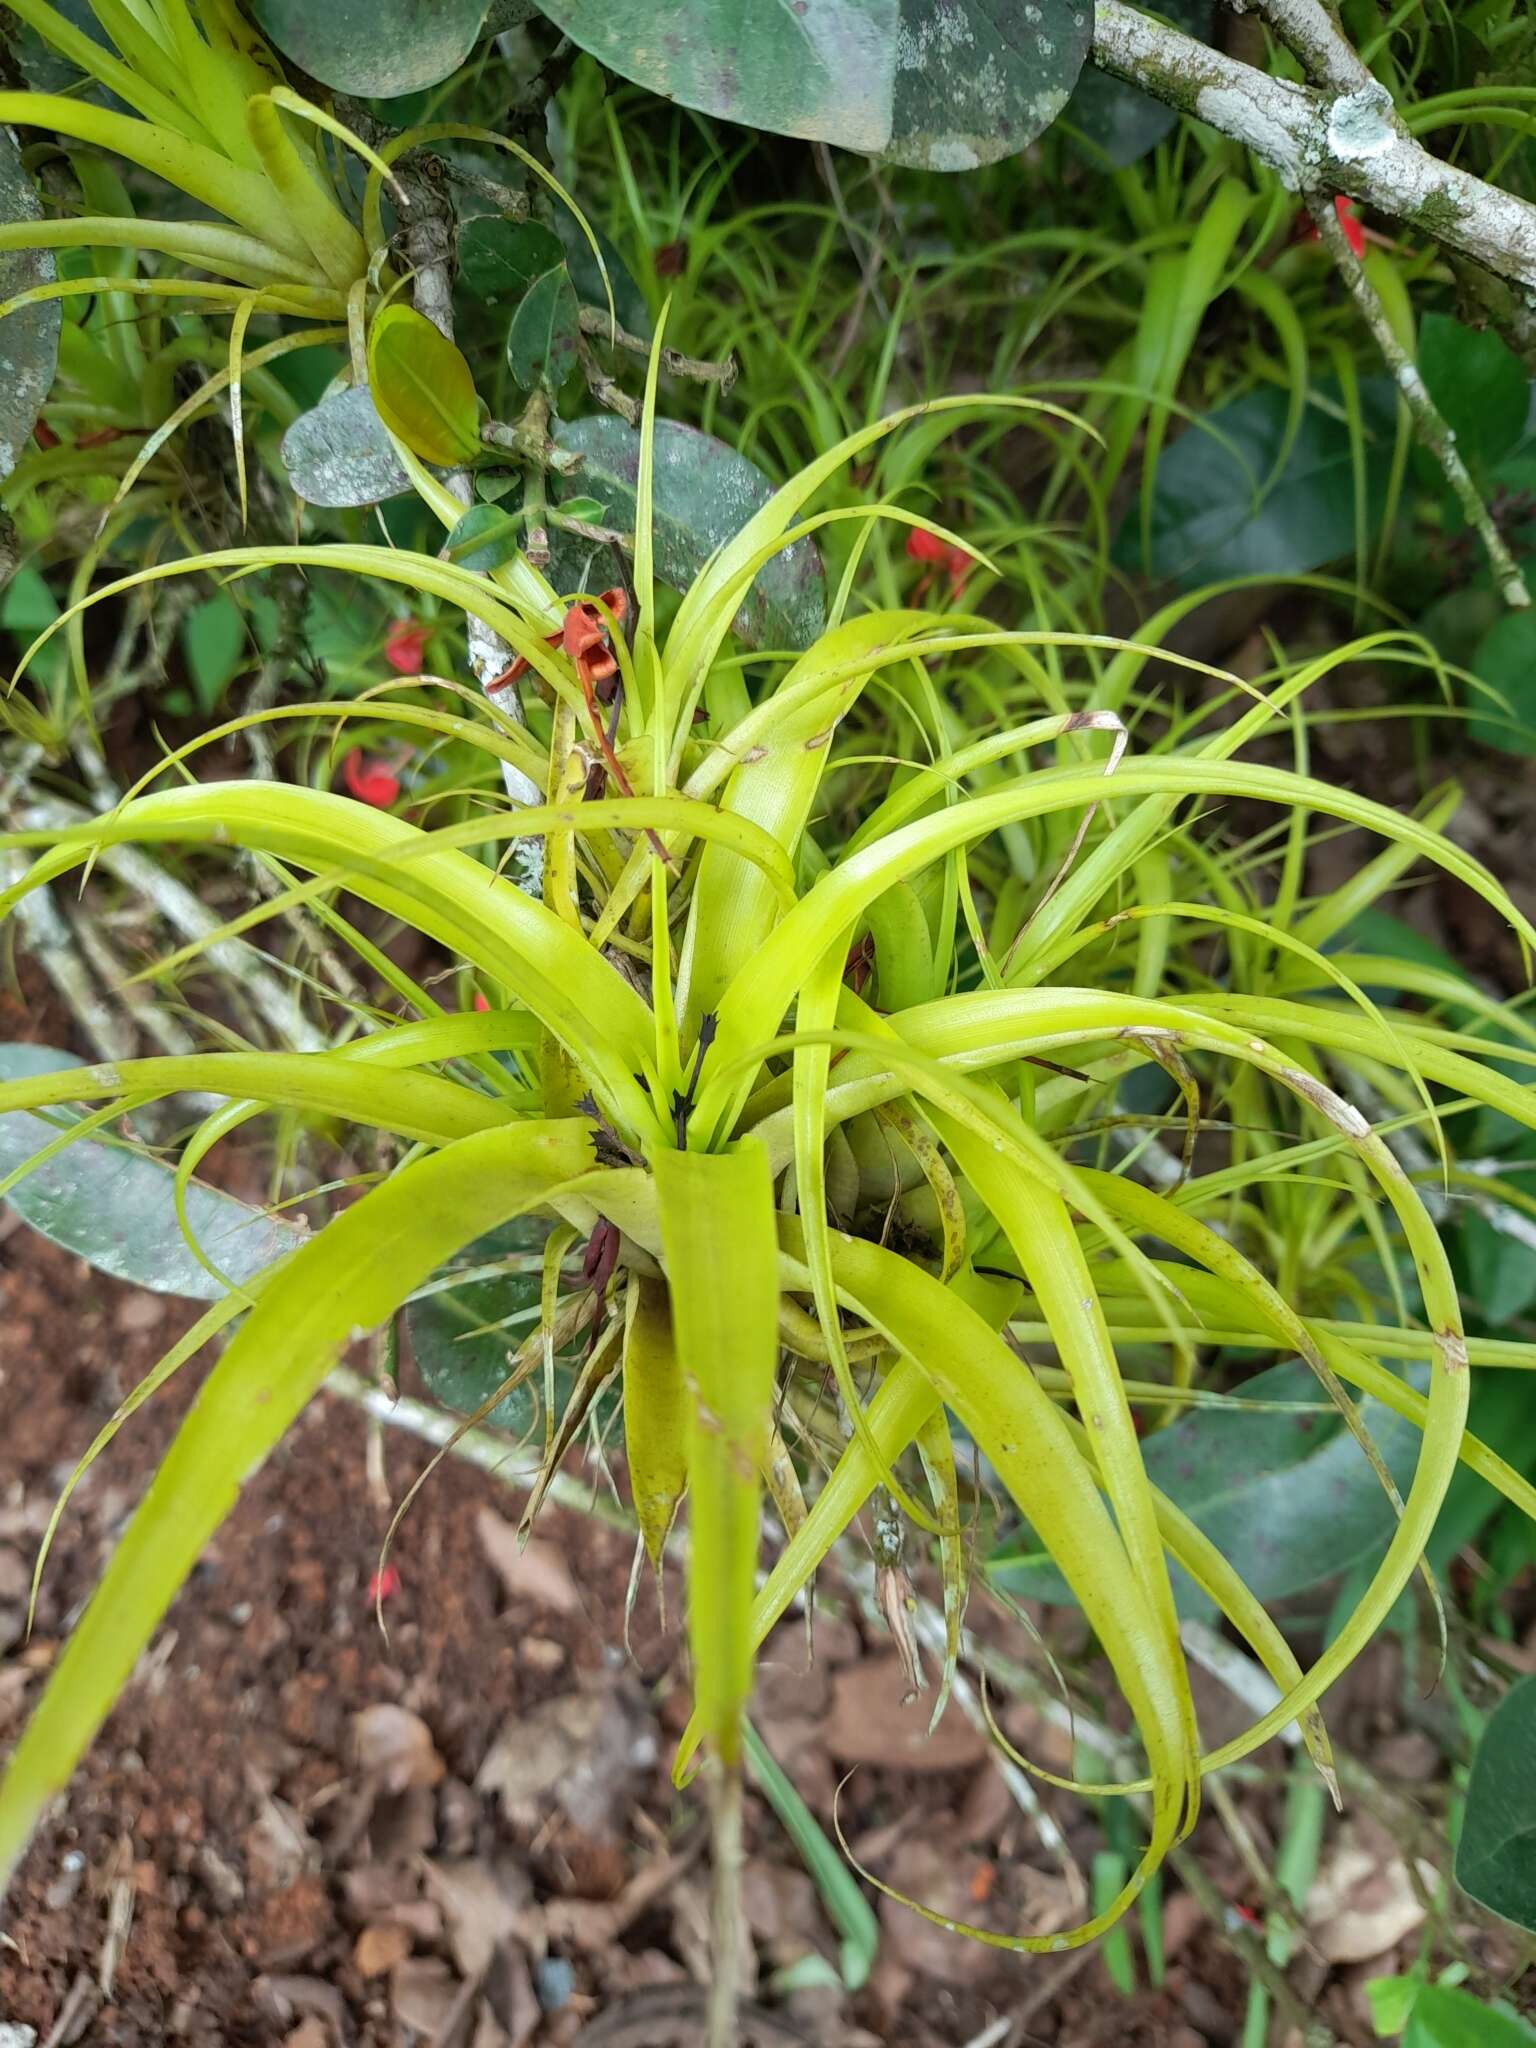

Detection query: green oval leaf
(458, 217), (565, 305)
(554, 214), (652, 339)
(407, 1222), (546, 1432)
(280, 385), (416, 508)
(247, 0), (491, 96)
(367, 304), (482, 467)
(1418, 313), (1529, 478)
(553, 414), (826, 650)
(532, 0), (1093, 170)
(1456, 1673), (1536, 1935)
(443, 501), (524, 572)
(0, 1045), (302, 1298)
(1468, 608), (1536, 757)
(0, 127), (60, 480)
(1120, 378), (1398, 586)
(506, 263), (579, 392)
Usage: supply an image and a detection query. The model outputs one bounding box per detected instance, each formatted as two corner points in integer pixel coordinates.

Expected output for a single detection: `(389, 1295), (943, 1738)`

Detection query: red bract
(385, 619), (430, 673)
(341, 750), (402, 808)
(906, 525), (974, 600)
(1302, 194), (1367, 260)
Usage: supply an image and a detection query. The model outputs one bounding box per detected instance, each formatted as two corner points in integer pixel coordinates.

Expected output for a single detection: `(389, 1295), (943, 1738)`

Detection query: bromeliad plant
(3, 376), (1536, 2001)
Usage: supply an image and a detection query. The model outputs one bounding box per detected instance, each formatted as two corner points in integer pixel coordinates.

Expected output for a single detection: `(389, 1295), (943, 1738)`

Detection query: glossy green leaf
(0, 124), (60, 479)
(180, 593), (246, 715)
(1468, 609), (1536, 756)
(1460, 1210), (1536, 1328)
(444, 502), (524, 572)
(367, 305), (482, 467)
(1456, 1673), (1536, 1934)
(555, 213), (651, 338)
(247, 0), (490, 96)
(1120, 379), (1397, 585)
(1417, 313), (1529, 477)
(534, 0), (1093, 169)
(1064, 0), (1210, 166)
(553, 415), (826, 650)
(458, 217), (565, 305)
(991, 1358), (1429, 1616)
(280, 385), (415, 508)
(406, 1219), (547, 1432)
(0, 1045), (302, 1297)
(506, 264), (579, 392)
(1405, 1982), (1536, 2048)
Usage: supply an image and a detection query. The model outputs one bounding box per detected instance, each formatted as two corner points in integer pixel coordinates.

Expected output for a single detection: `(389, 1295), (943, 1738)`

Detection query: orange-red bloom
(385, 618), (430, 674)
(340, 750), (402, 807)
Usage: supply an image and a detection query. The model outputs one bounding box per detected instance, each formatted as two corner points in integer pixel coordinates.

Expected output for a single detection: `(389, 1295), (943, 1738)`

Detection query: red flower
(472, 991), (490, 1012)
(384, 618), (430, 674)
(490, 588), (629, 697)
(340, 750), (402, 808)
(906, 525), (974, 600)
(368, 1565), (401, 1604)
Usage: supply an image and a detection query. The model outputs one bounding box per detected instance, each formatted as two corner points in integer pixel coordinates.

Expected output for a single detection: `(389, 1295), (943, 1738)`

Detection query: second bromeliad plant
(0, 365), (1535, 2021)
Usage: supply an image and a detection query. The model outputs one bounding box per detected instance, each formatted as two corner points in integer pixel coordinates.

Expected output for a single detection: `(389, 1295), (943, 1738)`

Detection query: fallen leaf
(1305, 1822), (1438, 1964)
(423, 1857), (527, 1979)
(353, 1703), (445, 1793)
(282, 2022), (330, 2048)
(476, 1508), (582, 1615)
(476, 1687), (656, 1837)
(353, 1922), (412, 1977)
(243, 1794), (317, 1894)
(390, 1956), (460, 2035)
(823, 1657), (986, 1771)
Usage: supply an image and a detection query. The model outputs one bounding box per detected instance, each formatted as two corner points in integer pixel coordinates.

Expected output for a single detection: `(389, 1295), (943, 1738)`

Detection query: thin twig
(1307, 191), (1530, 608)
(577, 306), (738, 393)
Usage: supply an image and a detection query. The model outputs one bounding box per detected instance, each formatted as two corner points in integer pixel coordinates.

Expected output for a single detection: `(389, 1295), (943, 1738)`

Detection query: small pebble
(534, 1957), (575, 2011)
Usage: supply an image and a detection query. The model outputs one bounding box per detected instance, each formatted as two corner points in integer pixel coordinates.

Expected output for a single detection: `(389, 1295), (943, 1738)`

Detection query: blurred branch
(1306, 190), (1530, 609)
(1091, 3), (1536, 292)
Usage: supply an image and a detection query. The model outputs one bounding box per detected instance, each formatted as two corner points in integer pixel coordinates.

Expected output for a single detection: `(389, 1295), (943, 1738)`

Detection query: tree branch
(1306, 190), (1530, 608)
(1091, 1), (1536, 291)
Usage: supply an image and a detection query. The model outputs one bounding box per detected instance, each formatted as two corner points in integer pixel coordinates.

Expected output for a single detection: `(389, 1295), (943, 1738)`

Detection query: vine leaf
(528, 0), (1094, 170)
(506, 264), (579, 392)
